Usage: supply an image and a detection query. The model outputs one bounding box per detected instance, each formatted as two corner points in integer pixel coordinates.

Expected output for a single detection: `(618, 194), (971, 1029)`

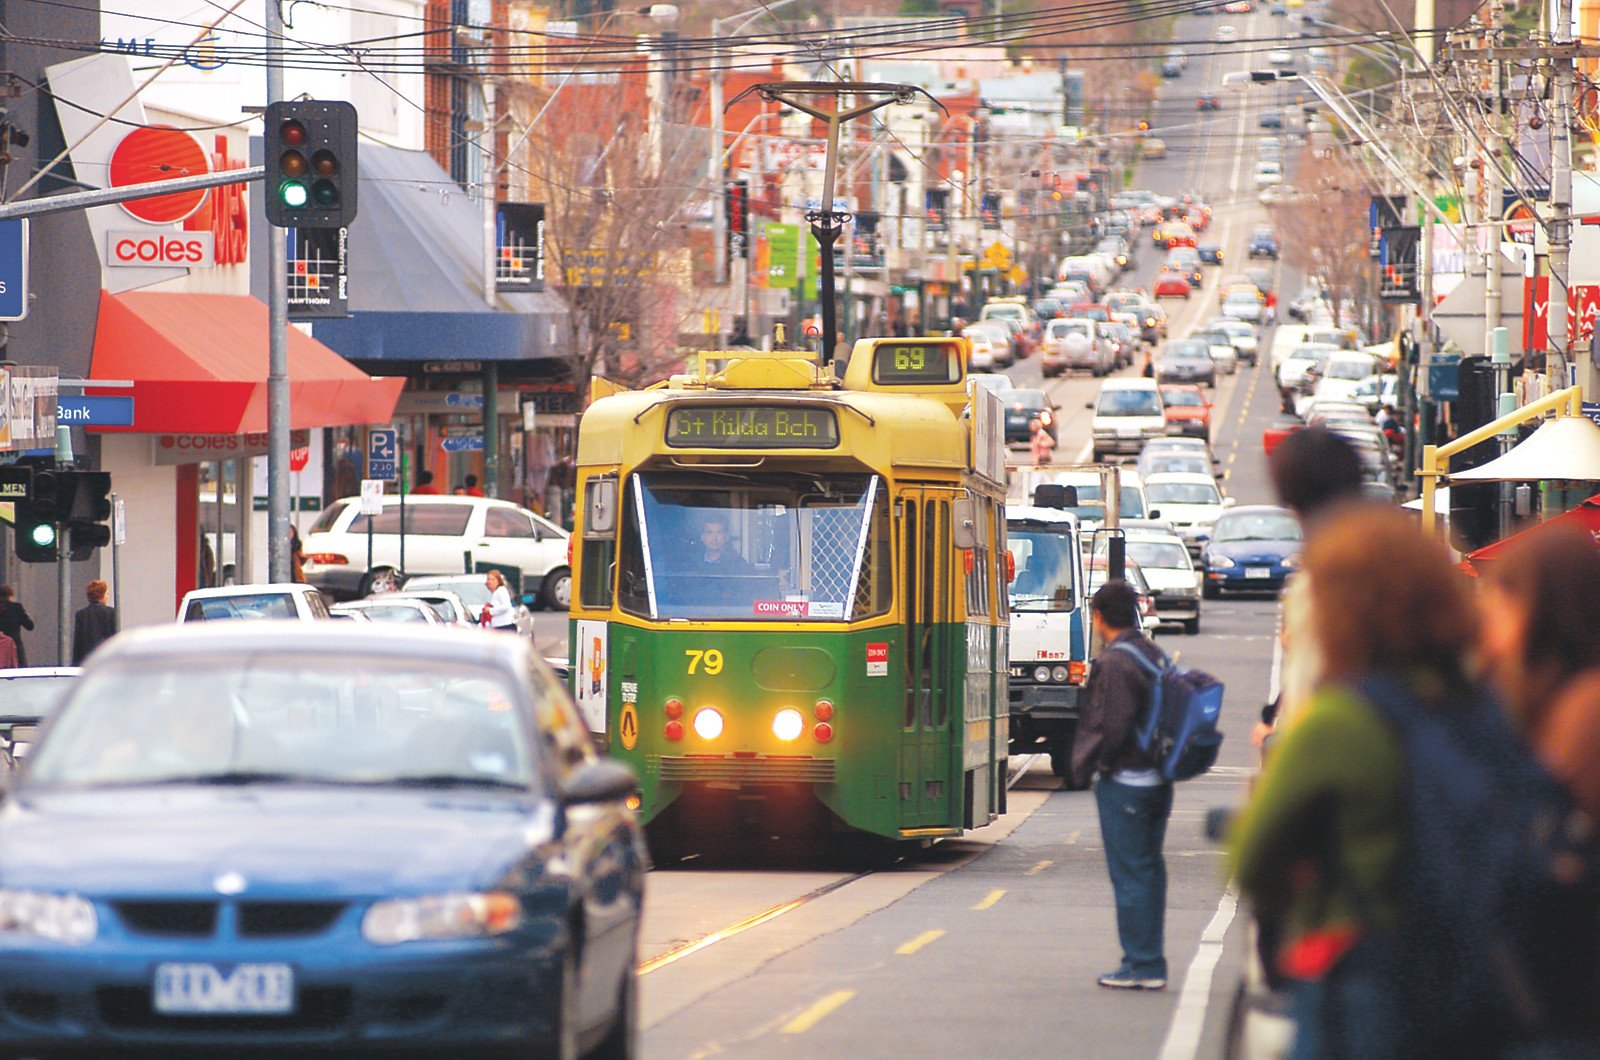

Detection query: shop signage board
(153, 428), (310, 466)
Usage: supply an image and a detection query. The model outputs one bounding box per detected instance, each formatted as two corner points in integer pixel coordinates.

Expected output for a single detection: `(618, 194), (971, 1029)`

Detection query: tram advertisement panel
(576, 620), (608, 734)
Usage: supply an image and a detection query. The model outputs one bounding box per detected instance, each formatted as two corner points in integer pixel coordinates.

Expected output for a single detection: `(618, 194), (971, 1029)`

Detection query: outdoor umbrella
(1462, 495), (1600, 571)
(1450, 416), (1600, 481)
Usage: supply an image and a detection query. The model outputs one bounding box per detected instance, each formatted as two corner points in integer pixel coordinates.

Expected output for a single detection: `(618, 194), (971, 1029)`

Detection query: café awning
(1449, 415), (1600, 482)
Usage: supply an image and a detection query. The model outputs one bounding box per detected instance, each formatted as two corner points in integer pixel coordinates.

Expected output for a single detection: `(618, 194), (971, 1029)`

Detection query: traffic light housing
(65, 470), (113, 561)
(264, 100), (359, 229)
(14, 466), (59, 563)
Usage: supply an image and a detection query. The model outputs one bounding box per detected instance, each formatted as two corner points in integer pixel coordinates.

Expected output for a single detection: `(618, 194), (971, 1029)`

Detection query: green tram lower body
(574, 621), (1008, 847)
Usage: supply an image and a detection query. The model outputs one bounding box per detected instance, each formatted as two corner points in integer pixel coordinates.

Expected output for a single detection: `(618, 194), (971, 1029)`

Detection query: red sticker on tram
(754, 600), (809, 618)
(866, 642), (888, 677)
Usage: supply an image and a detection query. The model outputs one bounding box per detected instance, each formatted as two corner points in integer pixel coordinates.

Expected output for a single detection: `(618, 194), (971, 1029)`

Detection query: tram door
(899, 489), (956, 828)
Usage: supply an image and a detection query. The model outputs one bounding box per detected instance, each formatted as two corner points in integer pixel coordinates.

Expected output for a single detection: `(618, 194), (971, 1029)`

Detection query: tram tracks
(638, 754), (1047, 977)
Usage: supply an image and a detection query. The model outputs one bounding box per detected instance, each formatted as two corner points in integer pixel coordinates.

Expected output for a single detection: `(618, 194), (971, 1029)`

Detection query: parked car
(0, 667), (79, 775)
(0, 623), (645, 1058)
(177, 583), (332, 623)
(401, 575), (539, 636)
(1159, 384), (1212, 439)
(331, 597), (449, 625)
(302, 495), (572, 609)
(1200, 504), (1303, 596)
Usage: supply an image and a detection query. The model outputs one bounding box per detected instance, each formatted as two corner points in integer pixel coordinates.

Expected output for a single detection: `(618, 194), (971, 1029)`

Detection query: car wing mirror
(1221, 497), (1236, 507)
(561, 760), (639, 806)
(519, 592), (539, 608)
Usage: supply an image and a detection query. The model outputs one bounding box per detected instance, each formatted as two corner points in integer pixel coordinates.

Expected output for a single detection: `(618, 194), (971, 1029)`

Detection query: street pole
(1483, 1), (1503, 358)
(1548, 0), (1576, 391)
(711, 17), (727, 308)
(265, 0), (291, 584)
(55, 426), (71, 666)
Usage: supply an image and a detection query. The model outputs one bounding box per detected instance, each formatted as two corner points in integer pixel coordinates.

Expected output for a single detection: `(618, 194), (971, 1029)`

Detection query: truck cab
(1004, 501), (1089, 779)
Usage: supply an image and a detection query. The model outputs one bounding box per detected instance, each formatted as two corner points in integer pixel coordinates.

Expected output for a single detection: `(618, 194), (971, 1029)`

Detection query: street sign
(0, 219), (28, 321)
(360, 479), (384, 514)
(441, 434), (485, 453)
(57, 396), (135, 427)
(113, 496), (127, 546)
(367, 428), (397, 481)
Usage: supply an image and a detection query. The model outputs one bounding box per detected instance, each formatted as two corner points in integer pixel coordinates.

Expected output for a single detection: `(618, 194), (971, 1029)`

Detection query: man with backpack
(1072, 580), (1174, 991)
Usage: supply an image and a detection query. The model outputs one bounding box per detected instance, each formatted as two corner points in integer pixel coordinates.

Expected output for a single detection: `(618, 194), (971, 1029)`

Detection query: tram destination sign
(664, 406), (839, 449)
(871, 340), (961, 385)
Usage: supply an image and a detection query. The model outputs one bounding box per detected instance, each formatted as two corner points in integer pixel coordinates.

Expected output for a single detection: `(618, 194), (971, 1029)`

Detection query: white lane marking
(1268, 609), (1284, 703)
(1157, 887), (1240, 1060)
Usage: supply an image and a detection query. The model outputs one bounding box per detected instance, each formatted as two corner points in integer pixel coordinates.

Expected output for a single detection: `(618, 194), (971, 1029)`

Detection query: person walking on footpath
(1071, 580), (1172, 990)
(71, 579), (117, 666)
(0, 585), (34, 667)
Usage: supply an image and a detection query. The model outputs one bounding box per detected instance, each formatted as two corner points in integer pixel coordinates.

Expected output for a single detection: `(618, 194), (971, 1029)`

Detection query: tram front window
(619, 471), (891, 621)
(1008, 529), (1076, 612)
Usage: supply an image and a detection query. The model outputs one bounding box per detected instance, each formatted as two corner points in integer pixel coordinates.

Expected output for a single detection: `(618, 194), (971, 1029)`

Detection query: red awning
(88, 290), (404, 434)
(1463, 495), (1600, 569)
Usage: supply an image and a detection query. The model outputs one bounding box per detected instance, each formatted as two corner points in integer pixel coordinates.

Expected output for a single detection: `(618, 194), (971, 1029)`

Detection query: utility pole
(265, 0), (291, 583)
(711, 15), (727, 319)
(1548, 0), (1576, 391)
(1482, 0), (1504, 357)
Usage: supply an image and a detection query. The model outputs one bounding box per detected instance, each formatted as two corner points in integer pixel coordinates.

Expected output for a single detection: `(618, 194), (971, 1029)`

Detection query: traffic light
(14, 466), (58, 564)
(264, 100), (359, 229)
(65, 470), (113, 561)
(1138, 119), (1151, 133)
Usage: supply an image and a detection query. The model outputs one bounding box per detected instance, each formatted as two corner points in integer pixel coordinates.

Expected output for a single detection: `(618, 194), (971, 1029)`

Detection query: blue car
(1200, 504), (1303, 597)
(1248, 228), (1280, 259)
(0, 624), (644, 1058)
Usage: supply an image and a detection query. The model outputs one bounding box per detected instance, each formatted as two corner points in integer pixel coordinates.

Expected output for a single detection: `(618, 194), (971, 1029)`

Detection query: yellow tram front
(569, 339), (1010, 851)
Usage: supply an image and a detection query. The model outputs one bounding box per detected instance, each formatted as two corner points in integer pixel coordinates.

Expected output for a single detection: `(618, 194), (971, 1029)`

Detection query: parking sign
(367, 428), (397, 481)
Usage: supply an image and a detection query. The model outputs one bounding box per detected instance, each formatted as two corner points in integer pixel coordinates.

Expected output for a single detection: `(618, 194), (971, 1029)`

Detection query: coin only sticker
(619, 702), (640, 750)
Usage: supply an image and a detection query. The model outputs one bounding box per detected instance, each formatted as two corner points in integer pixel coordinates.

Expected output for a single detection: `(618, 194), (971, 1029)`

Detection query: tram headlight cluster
(1030, 664), (1083, 685)
(772, 709), (805, 741)
(659, 699), (839, 743)
(692, 708), (725, 740)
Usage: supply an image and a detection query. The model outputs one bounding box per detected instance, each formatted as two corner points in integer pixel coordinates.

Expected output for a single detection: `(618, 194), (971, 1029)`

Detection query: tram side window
(994, 506), (1009, 621)
(964, 498), (991, 619)
(580, 478), (618, 611)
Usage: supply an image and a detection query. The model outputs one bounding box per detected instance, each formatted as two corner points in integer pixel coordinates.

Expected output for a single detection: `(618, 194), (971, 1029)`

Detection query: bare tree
(1272, 153), (1372, 326)
(503, 65), (707, 393)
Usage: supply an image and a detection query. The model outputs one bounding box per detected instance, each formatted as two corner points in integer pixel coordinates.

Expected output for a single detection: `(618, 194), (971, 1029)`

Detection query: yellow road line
(972, 889), (1006, 911)
(895, 929), (946, 955)
(780, 989), (856, 1034)
(1025, 859), (1053, 876)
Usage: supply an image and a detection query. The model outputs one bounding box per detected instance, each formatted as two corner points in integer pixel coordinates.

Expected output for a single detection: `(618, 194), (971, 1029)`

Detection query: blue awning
(252, 142), (571, 363)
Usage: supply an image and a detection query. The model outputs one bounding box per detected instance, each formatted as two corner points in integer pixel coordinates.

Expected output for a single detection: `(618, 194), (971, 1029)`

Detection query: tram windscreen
(618, 471), (892, 622)
(1007, 526), (1076, 612)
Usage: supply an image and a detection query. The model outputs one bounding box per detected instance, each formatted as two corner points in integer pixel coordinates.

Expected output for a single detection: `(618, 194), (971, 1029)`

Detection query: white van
(1090, 378), (1167, 460)
(1058, 254), (1114, 293)
(302, 495), (572, 608)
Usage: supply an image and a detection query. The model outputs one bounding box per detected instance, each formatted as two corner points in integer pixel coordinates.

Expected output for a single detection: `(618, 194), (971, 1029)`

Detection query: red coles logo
(107, 231), (215, 267)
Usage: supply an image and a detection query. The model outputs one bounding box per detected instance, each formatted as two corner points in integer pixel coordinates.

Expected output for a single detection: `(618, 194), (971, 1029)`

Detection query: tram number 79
(685, 649), (724, 675)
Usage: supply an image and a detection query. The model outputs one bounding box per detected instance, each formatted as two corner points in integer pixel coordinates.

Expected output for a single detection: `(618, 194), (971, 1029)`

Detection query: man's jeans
(1095, 776), (1175, 979)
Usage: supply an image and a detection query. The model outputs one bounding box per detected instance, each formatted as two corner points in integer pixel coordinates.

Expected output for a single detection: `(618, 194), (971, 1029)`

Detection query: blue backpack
(1356, 673), (1600, 1049)
(1109, 642), (1225, 782)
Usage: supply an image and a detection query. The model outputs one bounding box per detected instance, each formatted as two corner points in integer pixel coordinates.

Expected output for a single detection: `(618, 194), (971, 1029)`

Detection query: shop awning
(88, 290), (405, 434)
(1464, 495), (1600, 569)
(1450, 415), (1600, 482)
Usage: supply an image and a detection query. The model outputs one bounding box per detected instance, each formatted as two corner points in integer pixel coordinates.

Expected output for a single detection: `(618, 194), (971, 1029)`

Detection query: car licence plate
(153, 963), (295, 1015)
(1244, 567), (1272, 579)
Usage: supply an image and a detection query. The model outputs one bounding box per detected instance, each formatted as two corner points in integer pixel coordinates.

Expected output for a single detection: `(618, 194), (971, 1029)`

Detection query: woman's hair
(484, 569), (505, 589)
(1305, 504), (1478, 681)
(86, 580), (109, 603)
(1485, 522), (1600, 711)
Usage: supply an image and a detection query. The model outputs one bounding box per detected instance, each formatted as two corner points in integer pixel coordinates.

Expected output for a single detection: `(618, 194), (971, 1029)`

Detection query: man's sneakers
(1097, 968), (1167, 991)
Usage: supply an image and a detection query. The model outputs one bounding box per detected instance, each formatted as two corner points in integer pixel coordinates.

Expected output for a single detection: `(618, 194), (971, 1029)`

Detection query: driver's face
(700, 522), (728, 551)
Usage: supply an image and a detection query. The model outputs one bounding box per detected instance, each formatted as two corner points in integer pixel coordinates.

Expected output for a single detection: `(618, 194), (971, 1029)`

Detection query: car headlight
(363, 892), (523, 945)
(0, 889), (97, 945)
(1033, 665), (1052, 684)
(1207, 555), (1236, 569)
(1051, 665), (1071, 683)
(1282, 554), (1300, 569)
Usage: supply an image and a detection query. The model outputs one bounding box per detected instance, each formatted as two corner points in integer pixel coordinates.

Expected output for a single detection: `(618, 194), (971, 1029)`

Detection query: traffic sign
(367, 428), (397, 481)
(0, 219), (28, 321)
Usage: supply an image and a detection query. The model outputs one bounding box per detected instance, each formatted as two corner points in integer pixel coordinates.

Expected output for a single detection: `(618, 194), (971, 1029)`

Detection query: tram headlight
(693, 708), (724, 740)
(1032, 665), (1052, 684)
(1052, 665), (1071, 683)
(772, 709), (805, 742)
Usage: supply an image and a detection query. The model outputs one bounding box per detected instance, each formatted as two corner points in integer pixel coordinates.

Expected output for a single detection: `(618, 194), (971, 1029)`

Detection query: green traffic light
(279, 180), (310, 208)
(29, 523), (55, 547)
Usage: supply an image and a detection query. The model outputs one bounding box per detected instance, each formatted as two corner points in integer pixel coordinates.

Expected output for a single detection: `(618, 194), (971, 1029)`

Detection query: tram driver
(690, 513), (753, 575)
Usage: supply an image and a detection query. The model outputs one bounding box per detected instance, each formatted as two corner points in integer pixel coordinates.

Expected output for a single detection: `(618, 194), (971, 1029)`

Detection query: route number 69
(685, 649), (724, 675)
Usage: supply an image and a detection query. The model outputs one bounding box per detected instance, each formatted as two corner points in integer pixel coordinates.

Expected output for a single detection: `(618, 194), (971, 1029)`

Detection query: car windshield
(1040, 481), (1146, 521)
(1162, 389), (1205, 408)
(183, 593), (298, 621)
(1147, 481), (1222, 505)
(1007, 526), (1077, 612)
(1213, 511), (1303, 543)
(984, 304), (1023, 321)
(1049, 321), (1086, 338)
(1002, 389), (1049, 411)
(404, 578), (494, 609)
(27, 655), (537, 790)
(1252, 229), (1274, 241)
(619, 471), (890, 622)
(1166, 342), (1208, 360)
(1194, 331), (1230, 346)
(0, 674), (76, 721)
(1127, 541), (1192, 571)
(1327, 358), (1376, 380)
(1141, 454), (1210, 476)
(1098, 389), (1164, 416)
(1224, 292), (1259, 306)
(341, 603), (433, 623)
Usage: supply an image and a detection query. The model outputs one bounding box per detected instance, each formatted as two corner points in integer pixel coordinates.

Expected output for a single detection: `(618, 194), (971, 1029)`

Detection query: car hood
(0, 786), (549, 895)
(1093, 414), (1165, 432)
(1206, 539), (1299, 564)
(1151, 502), (1223, 525)
(1140, 567), (1199, 591)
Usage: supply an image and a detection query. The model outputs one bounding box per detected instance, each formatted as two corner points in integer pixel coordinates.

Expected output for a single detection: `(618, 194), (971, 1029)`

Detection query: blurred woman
(482, 569), (517, 632)
(1479, 524), (1600, 820)
(1228, 505), (1482, 1058)
(1028, 417), (1055, 467)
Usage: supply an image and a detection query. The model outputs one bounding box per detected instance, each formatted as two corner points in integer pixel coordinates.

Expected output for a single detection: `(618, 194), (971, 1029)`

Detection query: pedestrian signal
(14, 466), (58, 563)
(64, 470), (113, 561)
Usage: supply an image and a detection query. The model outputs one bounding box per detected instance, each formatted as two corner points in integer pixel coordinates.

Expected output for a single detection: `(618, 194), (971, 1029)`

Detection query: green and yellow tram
(568, 338), (1010, 849)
